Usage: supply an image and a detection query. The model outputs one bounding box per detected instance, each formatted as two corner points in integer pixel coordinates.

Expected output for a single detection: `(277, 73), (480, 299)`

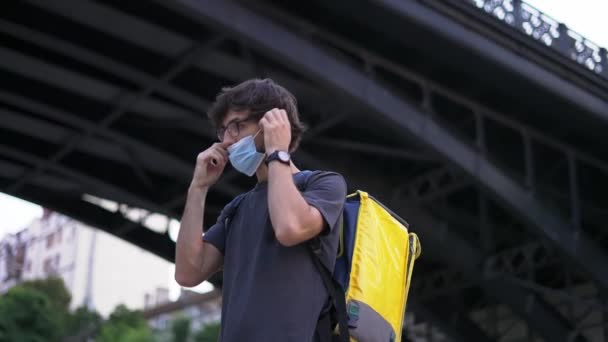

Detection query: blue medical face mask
(228, 131), (264, 177)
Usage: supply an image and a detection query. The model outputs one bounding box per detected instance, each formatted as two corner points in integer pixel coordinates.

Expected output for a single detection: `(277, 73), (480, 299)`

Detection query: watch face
(278, 151), (290, 162)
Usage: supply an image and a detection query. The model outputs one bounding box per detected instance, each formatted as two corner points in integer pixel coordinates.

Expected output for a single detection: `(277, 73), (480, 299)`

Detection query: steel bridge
(1, 0), (608, 340)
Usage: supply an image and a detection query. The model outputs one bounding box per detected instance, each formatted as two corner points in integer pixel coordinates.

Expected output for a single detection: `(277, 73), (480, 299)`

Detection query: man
(175, 78), (347, 341)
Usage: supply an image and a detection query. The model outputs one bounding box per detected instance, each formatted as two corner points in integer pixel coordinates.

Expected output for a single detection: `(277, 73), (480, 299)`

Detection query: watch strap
(265, 150), (290, 165)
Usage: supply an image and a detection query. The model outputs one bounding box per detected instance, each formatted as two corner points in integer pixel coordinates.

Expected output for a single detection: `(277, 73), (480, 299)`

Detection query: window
(43, 258), (52, 274)
(46, 234), (54, 249)
(56, 229), (62, 244)
(43, 256), (59, 275)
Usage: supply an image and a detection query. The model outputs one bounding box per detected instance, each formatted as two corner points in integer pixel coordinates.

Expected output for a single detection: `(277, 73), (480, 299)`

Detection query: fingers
(277, 109), (288, 124)
(210, 145), (228, 166)
(210, 159), (218, 166)
(209, 150), (227, 167)
(269, 108), (288, 124)
(198, 143), (228, 168)
(212, 142), (229, 152)
(260, 108), (289, 129)
(217, 141), (231, 149)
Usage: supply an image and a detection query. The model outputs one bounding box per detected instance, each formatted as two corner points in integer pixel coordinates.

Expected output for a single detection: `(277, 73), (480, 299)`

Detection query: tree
(63, 306), (103, 340)
(0, 278), (161, 342)
(0, 286), (63, 342)
(21, 276), (71, 310)
(97, 305), (155, 342)
(171, 316), (191, 342)
(20, 276), (73, 337)
(193, 322), (221, 342)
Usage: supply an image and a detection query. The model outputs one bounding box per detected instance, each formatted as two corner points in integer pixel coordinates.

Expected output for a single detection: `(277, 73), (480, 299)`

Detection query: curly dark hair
(207, 78), (306, 153)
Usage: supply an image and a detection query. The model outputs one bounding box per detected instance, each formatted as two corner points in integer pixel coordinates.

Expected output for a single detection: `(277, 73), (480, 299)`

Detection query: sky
(1, 0), (606, 301)
(525, 0), (607, 47)
(0, 192), (42, 236)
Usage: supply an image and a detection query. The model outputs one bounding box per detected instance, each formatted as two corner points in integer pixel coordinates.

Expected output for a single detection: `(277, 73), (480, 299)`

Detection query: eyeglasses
(216, 117), (256, 142)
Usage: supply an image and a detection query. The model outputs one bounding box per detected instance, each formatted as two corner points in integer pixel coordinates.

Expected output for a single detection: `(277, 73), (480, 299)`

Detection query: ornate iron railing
(467, 0), (608, 80)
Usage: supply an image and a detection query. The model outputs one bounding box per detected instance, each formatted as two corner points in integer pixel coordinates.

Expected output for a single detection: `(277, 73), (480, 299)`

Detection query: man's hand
(259, 108), (291, 154)
(191, 142), (229, 190)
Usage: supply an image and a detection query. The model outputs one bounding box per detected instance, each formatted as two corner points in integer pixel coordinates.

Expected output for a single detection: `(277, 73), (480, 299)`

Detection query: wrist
(265, 146), (288, 155)
(265, 150), (291, 166)
(188, 183), (209, 196)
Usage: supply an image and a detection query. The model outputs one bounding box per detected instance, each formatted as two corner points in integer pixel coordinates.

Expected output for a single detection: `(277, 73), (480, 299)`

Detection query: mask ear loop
(252, 129), (265, 156)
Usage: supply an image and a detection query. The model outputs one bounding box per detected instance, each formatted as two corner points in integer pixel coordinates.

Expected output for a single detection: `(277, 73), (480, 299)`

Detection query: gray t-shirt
(203, 171), (347, 342)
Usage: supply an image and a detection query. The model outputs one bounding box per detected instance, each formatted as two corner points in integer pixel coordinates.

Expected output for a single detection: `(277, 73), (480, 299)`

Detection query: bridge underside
(2, 1), (608, 341)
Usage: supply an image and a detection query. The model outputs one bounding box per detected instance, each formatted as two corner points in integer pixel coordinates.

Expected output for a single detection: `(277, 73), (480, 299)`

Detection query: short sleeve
(202, 221), (226, 255)
(301, 171), (347, 234)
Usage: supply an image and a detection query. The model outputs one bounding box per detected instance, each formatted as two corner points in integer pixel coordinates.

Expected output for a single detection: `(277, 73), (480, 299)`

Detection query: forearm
(267, 164), (315, 245)
(175, 185), (208, 279)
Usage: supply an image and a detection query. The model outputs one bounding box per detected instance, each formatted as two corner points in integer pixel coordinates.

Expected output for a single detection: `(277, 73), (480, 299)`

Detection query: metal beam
(250, 0), (608, 180)
(410, 300), (493, 342)
(0, 100), (244, 236)
(0, 145), (173, 217)
(372, 0), (608, 122)
(0, 160), (77, 192)
(0, 108), (163, 174)
(25, 0), (358, 134)
(169, 0), (608, 295)
(454, 0), (608, 83)
(0, 19), (212, 114)
(413, 240), (561, 300)
(0, 92), (242, 198)
(393, 167), (471, 204)
(2, 183), (176, 262)
(307, 137), (438, 162)
(25, 0), (325, 108)
(6, 36), (220, 195)
(399, 200), (586, 342)
(194, 50), (323, 104)
(0, 46), (200, 125)
(23, 0), (357, 152)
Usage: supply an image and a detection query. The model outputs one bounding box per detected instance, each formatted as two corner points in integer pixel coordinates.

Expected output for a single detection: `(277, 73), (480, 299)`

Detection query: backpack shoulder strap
(309, 244), (350, 342)
(297, 170), (350, 342)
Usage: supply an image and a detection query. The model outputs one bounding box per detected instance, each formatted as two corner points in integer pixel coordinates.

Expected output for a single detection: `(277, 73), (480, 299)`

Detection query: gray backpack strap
(297, 170), (350, 341)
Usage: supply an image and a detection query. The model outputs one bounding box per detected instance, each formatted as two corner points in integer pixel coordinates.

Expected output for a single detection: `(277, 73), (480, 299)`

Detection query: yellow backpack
(299, 172), (422, 342)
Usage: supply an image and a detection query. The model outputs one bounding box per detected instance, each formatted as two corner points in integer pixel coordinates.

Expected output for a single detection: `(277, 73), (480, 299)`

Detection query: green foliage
(0, 277), (217, 342)
(171, 316), (191, 342)
(0, 278), (151, 342)
(98, 324), (155, 342)
(193, 322), (221, 342)
(20, 276), (71, 310)
(63, 306), (102, 338)
(97, 305), (155, 342)
(0, 286), (63, 342)
(106, 305), (148, 328)
(18, 276), (73, 338)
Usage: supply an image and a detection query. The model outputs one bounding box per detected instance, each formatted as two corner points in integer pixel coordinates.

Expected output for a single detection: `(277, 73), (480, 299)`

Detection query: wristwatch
(265, 150), (291, 165)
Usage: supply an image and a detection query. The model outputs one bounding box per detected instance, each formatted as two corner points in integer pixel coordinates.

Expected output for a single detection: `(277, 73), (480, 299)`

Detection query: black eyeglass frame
(216, 116), (258, 142)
